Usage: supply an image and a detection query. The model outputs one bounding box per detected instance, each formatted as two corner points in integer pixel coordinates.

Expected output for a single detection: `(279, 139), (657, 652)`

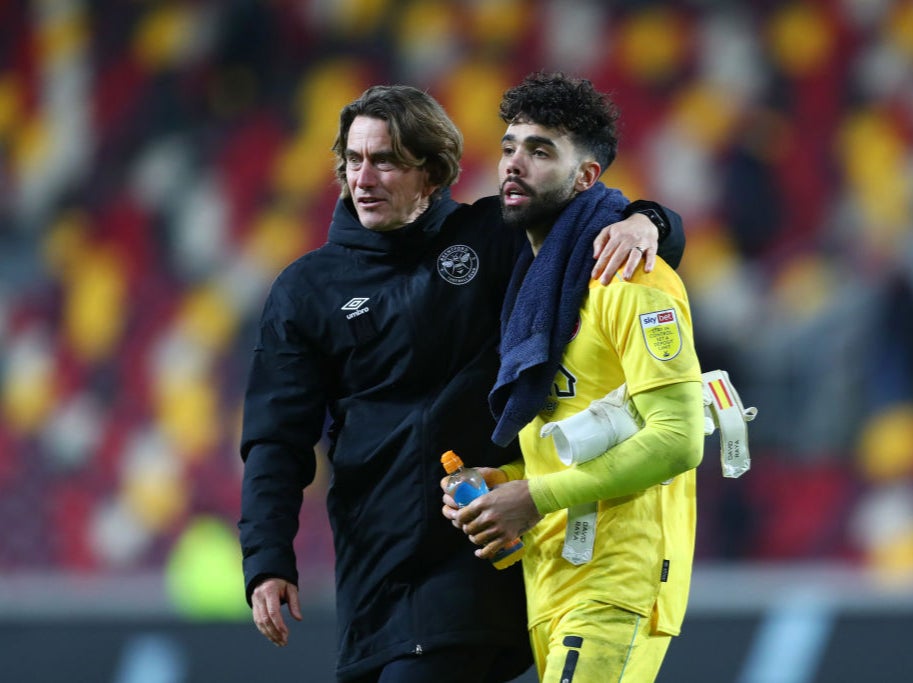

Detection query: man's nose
(503, 156), (524, 178)
(354, 162), (376, 187)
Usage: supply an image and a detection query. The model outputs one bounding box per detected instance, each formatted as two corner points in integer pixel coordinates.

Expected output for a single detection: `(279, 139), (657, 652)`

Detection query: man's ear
(575, 160), (602, 192)
(422, 175), (442, 199)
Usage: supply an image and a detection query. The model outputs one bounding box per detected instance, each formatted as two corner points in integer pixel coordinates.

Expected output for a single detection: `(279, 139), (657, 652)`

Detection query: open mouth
(501, 181), (530, 206)
(357, 196), (385, 209)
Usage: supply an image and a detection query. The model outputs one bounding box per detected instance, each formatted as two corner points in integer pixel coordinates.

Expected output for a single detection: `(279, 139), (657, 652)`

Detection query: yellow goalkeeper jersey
(518, 257), (702, 636)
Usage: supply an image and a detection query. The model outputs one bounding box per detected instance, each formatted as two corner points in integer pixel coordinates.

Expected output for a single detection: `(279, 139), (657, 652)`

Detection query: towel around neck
(489, 182), (629, 446)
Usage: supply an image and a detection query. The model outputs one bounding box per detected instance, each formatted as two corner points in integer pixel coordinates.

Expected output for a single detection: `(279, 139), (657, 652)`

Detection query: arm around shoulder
(625, 200), (685, 270)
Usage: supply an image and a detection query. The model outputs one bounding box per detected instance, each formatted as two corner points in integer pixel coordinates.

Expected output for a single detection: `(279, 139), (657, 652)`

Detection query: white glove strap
(702, 369), (757, 478)
(562, 503), (598, 565)
(542, 387), (638, 565)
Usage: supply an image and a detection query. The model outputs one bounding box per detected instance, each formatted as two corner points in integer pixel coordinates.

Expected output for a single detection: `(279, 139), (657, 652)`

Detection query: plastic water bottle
(440, 450), (525, 570)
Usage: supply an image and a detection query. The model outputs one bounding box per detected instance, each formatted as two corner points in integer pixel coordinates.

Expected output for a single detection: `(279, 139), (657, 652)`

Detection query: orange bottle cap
(441, 450), (464, 474)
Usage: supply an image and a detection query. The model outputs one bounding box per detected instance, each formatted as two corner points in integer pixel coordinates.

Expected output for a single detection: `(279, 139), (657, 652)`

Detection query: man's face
(498, 122), (582, 231)
(345, 116), (437, 232)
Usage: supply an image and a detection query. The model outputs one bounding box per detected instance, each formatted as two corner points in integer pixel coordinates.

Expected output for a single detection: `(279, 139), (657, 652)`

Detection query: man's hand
(441, 466), (507, 529)
(251, 577), (302, 647)
(591, 212), (659, 284)
(451, 480), (542, 560)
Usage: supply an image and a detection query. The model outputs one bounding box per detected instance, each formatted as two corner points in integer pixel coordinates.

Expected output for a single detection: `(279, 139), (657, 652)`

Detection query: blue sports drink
(441, 450), (525, 569)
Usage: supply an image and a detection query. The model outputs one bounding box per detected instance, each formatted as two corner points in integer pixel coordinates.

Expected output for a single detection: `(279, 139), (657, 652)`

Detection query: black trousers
(349, 643), (523, 683)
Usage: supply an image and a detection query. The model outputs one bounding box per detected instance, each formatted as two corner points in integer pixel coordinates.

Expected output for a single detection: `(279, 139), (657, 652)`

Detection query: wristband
(624, 200), (670, 243)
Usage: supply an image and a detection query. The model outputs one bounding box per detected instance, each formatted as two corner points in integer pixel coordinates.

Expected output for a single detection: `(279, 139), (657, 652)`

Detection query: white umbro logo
(341, 297), (370, 311)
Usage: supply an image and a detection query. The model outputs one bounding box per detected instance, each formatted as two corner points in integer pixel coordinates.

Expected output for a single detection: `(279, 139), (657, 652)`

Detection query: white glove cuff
(540, 385), (641, 466)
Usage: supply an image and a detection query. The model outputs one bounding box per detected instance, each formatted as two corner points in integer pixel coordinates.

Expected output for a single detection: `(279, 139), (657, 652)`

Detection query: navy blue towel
(489, 182), (628, 446)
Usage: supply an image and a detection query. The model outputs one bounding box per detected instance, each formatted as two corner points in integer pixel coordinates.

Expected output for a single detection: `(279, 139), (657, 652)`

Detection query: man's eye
(375, 159), (395, 170)
(501, 147), (515, 156)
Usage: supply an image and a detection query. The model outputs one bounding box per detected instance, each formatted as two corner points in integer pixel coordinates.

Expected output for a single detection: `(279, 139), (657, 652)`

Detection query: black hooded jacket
(238, 189), (684, 681)
(240, 190), (532, 680)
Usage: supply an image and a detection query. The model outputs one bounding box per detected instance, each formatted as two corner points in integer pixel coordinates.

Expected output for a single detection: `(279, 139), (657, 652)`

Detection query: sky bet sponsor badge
(640, 308), (682, 360)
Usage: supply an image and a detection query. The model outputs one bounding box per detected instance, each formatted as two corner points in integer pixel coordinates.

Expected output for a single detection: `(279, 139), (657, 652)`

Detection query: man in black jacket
(238, 84), (684, 683)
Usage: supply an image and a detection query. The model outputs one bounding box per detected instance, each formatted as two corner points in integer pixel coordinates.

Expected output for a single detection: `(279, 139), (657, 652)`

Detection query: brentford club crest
(437, 245), (479, 285)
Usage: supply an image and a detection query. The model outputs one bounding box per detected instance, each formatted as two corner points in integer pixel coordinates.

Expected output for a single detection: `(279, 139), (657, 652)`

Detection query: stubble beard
(499, 176), (577, 234)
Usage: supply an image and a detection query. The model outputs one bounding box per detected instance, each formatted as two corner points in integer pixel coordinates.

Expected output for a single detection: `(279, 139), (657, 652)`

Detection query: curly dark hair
(332, 85), (463, 200)
(499, 71), (619, 171)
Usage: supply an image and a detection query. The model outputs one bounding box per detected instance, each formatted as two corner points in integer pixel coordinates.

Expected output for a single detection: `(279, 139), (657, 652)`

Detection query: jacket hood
(328, 188), (459, 255)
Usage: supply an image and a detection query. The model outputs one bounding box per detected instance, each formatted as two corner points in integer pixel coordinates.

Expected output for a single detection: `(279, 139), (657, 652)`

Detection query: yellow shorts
(529, 601), (672, 683)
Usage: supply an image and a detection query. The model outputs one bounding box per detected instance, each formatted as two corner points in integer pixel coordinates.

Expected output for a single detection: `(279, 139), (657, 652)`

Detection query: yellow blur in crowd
(0, 0), (912, 616)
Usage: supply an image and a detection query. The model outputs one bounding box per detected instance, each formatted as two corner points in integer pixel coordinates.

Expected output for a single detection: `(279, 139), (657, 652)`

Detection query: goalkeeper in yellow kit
(443, 72), (706, 683)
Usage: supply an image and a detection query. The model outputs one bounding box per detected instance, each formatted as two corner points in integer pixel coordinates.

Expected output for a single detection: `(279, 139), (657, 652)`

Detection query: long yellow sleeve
(529, 380), (704, 514)
(498, 458), (526, 482)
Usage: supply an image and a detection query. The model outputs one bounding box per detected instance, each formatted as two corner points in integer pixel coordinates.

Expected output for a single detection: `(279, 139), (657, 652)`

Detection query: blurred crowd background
(1, 0), (912, 618)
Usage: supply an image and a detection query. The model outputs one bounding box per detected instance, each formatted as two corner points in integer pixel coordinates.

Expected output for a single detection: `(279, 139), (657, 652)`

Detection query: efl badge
(639, 308), (682, 361)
